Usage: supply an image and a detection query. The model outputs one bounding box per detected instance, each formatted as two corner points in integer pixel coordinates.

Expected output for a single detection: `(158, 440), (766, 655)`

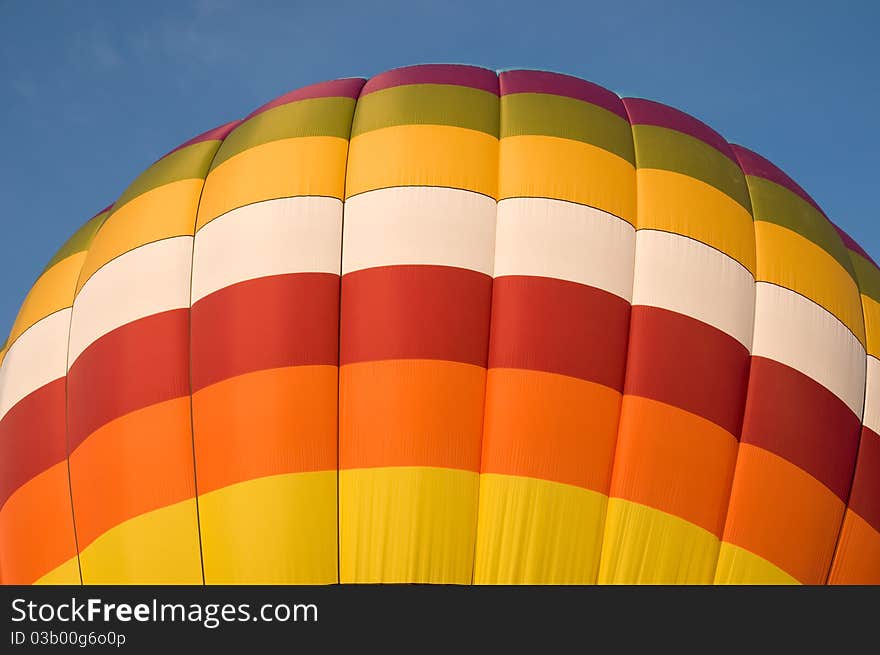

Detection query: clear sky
(1, 0), (877, 336)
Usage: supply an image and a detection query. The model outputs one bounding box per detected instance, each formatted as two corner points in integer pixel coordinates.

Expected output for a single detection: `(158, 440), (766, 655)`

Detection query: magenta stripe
(833, 222), (878, 268)
(160, 120), (241, 161)
(731, 144), (828, 218)
(245, 77), (366, 120)
(499, 69), (628, 121)
(624, 97), (735, 162)
(361, 63), (499, 96)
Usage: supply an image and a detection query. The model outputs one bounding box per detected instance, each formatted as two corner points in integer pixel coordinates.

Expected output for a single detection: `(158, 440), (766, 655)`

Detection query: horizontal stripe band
(481, 368), (620, 491)
(499, 69), (628, 120)
(361, 64), (498, 96)
(741, 356), (860, 500)
(212, 96), (358, 170)
(493, 197), (635, 300)
(847, 428), (880, 532)
(624, 305), (750, 436)
(191, 272), (339, 391)
(193, 366), (337, 494)
(500, 92), (634, 163)
(339, 360), (485, 471)
(0, 379), (66, 509)
(488, 275), (630, 390)
(342, 186), (496, 276)
(68, 309), (190, 450)
(624, 97), (736, 162)
(352, 83), (499, 137)
(340, 265), (492, 366)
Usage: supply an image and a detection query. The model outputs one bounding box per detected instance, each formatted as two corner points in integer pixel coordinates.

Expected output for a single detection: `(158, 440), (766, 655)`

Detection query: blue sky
(1, 0), (878, 336)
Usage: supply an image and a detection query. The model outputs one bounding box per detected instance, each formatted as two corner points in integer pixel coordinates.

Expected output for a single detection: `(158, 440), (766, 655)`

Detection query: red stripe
(488, 275), (630, 390)
(847, 427), (880, 532)
(0, 379), (66, 508)
(340, 265), (492, 367)
(741, 356), (861, 500)
(191, 273), (339, 391)
(67, 309), (190, 450)
(624, 306), (750, 436)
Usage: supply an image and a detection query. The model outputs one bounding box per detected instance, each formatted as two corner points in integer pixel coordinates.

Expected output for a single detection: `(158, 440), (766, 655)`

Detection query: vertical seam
(707, 151), (758, 584)
(825, 256), (870, 583)
(186, 133), (239, 586)
(338, 81), (367, 584)
(468, 76), (500, 585)
(591, 96), (640, 582)
(64, 207), (116, 586)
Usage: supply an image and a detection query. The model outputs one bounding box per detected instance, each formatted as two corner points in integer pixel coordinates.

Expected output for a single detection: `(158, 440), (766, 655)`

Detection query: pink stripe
(731, 144), (827, 218)
(624, 97), (735, 162)
(361, 63), (499, 96)
(244, 77), (366, 120)
(499, 69), (628, 121)
(159, 120), (241, 161)
(832, 222), (878, 268)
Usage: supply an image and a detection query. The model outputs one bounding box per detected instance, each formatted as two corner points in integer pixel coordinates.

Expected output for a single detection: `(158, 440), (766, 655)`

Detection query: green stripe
(351, 83), (499, 138)
(113, 140), (219, 212)
(211, 96), (358, 169)
(41, 210), (110, 274)
(500, 93), (634, 165)
(748, 175), (856, 280)
(633, 125), (751, 210)
(850, 251), (880, 304)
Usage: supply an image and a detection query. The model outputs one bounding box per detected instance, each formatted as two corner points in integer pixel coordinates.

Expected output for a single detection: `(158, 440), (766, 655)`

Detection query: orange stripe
(0, 463), (78, 584)
(193, 365), (337, 494)
(722, 443), (844, 584)
(339, 359), (485, 471)
(480, 367), (620, 491)
(610, 395), (738, 536)
(69, 397), (196, 549)
(827, 509), (880, 584)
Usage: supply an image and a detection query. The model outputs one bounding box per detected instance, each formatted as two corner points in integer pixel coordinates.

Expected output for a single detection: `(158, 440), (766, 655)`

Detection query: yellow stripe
(713, 542), (800, 584)
(76, 179), (203, 294)
(636, 168), (756, 273)
(473, 473), (607, 584)
(345, 125), (498, 199)
(339, 466), (479, 583)
(597, 498), (721, 584)
(498, 135), (636, 224)
(34, 556), (80, 585)
(78, 499), (202, 584)
(199, 471), (337, 584)
(196, 136), (349, 230)
(861, 293), (880, 357)
(7, 253), (84, 347)
(755, 221), (865, 343)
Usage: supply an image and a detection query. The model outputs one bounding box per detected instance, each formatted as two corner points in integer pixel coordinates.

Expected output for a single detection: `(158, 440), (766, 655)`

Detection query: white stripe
(493, 197), (634, 301)
(342, 187), (496, 276)
(68, 237), (193, 366)
(631, 230), (755, 348)
(192, 197), (343, 303)
(752, 282), (865, 416)
(862, 355), (880, 435)
(0, 310), (70, 421)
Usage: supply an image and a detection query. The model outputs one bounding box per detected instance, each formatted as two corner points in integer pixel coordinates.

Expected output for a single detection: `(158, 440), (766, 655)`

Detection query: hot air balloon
(0, 64), (877, 585)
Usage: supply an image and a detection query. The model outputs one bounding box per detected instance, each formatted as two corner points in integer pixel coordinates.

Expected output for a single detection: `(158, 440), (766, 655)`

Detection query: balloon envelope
(1, 65), (878, 585)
